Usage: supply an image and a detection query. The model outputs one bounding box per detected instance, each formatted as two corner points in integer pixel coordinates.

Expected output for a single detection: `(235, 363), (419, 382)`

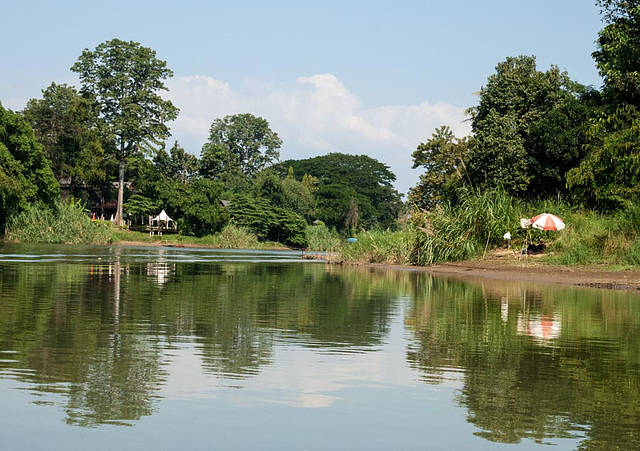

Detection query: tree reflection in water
(404, 274), (640, 448)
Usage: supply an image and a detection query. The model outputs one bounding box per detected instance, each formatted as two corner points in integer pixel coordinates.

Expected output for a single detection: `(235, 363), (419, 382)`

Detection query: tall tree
(594, 0), (640, 105)
(153, 141), (200, 184)
(71, 39), (179, 225)
(409, 126), (472, 210)
(201, 113), (282, 179)
(22, 82), (107, 187)
(276, 153), (402, 230)
(566, 1), (640, 208)
(467, 55), (590, 197)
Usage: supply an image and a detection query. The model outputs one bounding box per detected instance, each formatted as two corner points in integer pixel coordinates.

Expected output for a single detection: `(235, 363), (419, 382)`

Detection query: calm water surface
(0, 243), (639, 450)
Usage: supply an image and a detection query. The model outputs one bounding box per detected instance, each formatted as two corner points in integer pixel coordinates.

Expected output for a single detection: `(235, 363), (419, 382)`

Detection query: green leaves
(0, 103), (59, 229)
(204, 113), (282, 178)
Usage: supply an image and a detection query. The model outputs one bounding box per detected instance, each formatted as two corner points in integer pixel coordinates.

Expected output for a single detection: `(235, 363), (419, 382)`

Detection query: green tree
(22, 82), (107, 188)
(202, 113), (282, 179)
(276, 153), (402, 231)
(409, 126), (472, 209)
(467, 56), (589, 197)
(593, 0), (640, 105)
(0, 103), (59, 229)
(154, 141), (200, 183)
(71, 38), (179, 226)
(565, 1), (640, 208)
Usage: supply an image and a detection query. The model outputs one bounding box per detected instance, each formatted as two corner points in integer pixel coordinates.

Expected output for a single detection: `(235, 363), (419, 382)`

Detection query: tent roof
(152, 209), (173, 222)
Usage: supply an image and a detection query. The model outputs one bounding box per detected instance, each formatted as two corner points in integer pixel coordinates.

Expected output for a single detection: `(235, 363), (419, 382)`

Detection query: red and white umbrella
(530, 213), (565, 231)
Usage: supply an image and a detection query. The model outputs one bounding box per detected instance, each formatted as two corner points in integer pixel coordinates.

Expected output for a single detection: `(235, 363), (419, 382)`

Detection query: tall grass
(6, 200), (112, 244)
(411, 187), (640, 267)
(339, 229), (413, 265)
(305, 224), (342, 251)
(412, 188), (523, 265)
(207, 223), (262, 248)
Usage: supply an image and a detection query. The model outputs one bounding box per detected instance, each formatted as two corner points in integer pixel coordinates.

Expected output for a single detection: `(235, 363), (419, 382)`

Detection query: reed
(339, 229), (413, 265)
(305, 224), (342, 252)
(5, 200), (112, 244)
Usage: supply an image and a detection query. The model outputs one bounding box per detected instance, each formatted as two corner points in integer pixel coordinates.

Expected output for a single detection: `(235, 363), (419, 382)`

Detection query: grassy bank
(410, 188), (640, 267)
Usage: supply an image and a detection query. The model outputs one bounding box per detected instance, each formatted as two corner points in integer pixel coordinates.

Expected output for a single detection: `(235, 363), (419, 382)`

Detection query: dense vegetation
(2, 1), (640, 266)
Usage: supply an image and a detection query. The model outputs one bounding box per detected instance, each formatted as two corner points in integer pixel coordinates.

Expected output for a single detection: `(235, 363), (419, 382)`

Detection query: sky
(0, 0), (605, 195)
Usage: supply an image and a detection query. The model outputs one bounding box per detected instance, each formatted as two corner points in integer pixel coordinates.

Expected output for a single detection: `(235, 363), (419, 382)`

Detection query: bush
(228, 194), (307, 248)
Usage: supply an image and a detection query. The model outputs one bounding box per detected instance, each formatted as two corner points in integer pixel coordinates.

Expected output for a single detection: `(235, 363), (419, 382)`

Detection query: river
(0, 243), (638, 450)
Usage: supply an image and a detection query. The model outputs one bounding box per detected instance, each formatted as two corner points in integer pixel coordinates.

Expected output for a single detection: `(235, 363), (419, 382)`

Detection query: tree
(593, 0), (640, 105)
(71, 38), (179, 226)
(467, 55), (590, 197)
(154, 141), (200, 183)
(276, 153), (402, 231)
(0, 103), (59, 229)
(409, 126), (472, 209)
(22, 82), (107, 188)
(565, 1), (640, 208)
(202, 113), (282, 179)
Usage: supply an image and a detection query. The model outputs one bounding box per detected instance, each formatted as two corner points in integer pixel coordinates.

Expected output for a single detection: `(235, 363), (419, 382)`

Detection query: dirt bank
(374, 251), (640, 291)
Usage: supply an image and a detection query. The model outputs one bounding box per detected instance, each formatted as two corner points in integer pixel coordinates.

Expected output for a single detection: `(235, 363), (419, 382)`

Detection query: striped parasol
(530, 213), (565, 231)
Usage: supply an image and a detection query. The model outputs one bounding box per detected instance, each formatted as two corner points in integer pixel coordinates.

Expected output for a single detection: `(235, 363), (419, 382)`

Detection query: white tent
(152, 209), (173, 223)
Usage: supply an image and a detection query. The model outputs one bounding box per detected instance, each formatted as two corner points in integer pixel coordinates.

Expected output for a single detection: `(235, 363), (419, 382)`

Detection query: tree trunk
(114, 157), (125, 226)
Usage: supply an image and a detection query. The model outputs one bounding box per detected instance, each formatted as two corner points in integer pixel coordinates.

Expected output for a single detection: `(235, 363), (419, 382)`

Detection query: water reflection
(0, 244), (639, 449)
(404, 274), (640, 448)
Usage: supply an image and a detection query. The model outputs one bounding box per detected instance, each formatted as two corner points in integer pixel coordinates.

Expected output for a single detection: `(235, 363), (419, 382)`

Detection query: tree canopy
(201, 113), (282, 179)
(71, 38), (179, 225)
(0, 103), (59, 229)
(276, 153), (402, 230)
(22, 82), (107, 188)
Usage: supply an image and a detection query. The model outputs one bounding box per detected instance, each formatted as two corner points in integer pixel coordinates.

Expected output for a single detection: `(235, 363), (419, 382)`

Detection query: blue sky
(1, 0), (604, 194)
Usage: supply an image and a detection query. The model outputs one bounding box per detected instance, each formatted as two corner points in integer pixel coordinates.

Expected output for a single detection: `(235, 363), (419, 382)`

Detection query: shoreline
(366, 259), (640, 291)
(4, 239), (640, 291)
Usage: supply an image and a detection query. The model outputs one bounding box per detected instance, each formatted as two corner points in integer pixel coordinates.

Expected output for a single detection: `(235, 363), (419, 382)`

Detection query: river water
(0, 243), (639, 450)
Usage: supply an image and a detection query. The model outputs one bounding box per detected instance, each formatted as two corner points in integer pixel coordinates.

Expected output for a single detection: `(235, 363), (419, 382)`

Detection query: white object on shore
(503, 232), (511, 240)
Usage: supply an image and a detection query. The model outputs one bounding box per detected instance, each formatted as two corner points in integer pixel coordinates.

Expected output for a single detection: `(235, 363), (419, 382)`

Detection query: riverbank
(365, 250), (640, 291)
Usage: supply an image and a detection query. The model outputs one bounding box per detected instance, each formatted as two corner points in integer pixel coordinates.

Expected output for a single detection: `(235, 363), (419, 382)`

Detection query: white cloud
(165, 73), (471, 195)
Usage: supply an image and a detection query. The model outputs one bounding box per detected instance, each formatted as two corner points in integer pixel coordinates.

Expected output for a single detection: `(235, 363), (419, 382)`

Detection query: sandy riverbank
(369, 251), (640, 291)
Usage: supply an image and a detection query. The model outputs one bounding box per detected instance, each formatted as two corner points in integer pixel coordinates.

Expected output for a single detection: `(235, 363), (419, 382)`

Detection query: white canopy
(152, 209), (173, 223)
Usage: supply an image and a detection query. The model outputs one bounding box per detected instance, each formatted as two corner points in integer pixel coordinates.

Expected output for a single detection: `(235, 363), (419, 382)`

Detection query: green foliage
(228, 194), (307, 248)
(339, 229), (413, 265)
(0, 103), (59, 230)
(22, 82), (107, 187)
(212, 223), (262, 249)
(411, 188), (522, 265)
(153, 141), (199, 183)
(253, 170), (315, 219)
(157, 178), (228, 237)
(305, 224), (341, 251)
(5, 199), (111, 244)
(409, 125), (471, 209)
(277, 153), (402, 231)
(594, 0), (640, 105)
(567, 105), (640, 208)
(124, 194), (158, 225)
(71, 38), (179, 224)
(467, 56), (590, 197)
(202, 113), (282, 179)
